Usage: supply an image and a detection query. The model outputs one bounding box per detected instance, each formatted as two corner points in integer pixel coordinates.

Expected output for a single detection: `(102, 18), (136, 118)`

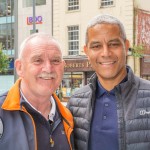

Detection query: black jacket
(68, 66), (150, 150)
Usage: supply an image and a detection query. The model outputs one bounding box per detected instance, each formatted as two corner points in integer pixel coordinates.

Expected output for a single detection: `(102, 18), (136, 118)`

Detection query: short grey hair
(19, 32), (62, 59)
(85, 14), (127, 45)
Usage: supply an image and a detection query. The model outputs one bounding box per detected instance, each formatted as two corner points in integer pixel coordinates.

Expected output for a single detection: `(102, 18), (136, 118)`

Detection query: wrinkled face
(84, 24), (129, 83)
(15, 37), (65, 97)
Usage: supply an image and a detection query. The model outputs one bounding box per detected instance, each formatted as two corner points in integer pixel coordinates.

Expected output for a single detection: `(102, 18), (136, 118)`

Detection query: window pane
(0, 0), (14, 17)
(101, 0), (114, 7)
(68, 0), (79, 11)
(23, 0), (46, 7)
(0, 23), (14, 55)
(68, 25), (79, 56)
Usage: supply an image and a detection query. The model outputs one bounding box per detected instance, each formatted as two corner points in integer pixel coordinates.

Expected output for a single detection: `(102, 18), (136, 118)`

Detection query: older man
(0, 33), (74, 150)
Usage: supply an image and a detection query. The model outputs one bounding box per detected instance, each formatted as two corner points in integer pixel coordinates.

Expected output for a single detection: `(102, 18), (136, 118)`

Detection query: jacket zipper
(49, 118), (61, 147)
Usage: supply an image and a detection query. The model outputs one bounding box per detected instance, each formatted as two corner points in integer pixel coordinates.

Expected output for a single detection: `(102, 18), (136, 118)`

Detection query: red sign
(137, 10), (150, 53)
(27, 16), (43, 25)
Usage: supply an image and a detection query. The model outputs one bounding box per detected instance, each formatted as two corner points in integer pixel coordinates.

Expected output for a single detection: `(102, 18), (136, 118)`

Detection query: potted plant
(130, 44), (145, 58)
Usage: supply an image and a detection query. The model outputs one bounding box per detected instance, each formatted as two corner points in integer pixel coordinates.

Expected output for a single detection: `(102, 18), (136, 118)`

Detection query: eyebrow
(108, 38), (121, 43)
(89, 41), (101, 45)
(31, 54), (42, 60)
(89, 38), (121, 44)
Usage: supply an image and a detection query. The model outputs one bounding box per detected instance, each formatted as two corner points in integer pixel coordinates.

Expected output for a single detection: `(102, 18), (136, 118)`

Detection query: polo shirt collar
(96, 74), (128, 98)
(96, 80), (115, 98)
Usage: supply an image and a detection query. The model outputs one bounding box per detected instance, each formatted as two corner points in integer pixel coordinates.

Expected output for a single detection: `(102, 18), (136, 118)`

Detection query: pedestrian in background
(67, 14), (150, 150)
(0, 33), (74, 150)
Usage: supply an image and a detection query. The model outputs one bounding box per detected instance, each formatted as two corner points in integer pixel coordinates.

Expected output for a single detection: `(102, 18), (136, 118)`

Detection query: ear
(15, 59), (23, 77)
(125, 39), (130, 55)
(84, 45), (88, 54)
(84, 45), (90, 60)
(62, 60), (66, 68)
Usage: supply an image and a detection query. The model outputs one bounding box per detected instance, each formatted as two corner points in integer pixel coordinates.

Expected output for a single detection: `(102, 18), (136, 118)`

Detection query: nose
(101, 45), (111, 57)
(42, 61), (53, 72)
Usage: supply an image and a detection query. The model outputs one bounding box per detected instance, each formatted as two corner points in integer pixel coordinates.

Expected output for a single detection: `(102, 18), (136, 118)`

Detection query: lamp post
(14, 0), (18, 81)
(32, 0), (36, 33)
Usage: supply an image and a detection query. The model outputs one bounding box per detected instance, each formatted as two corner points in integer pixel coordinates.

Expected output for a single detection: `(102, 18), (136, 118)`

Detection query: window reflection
(57, 72), (83, 101)
(0, 0), (14, 17)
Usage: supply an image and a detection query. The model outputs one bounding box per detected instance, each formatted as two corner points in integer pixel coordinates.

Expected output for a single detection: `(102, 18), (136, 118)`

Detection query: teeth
(101, 62), (114, 65)
(38, 73), (56, 79)
(42, 77), (53, 80)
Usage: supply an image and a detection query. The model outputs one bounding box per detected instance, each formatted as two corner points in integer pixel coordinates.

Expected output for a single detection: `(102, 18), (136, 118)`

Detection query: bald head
(19, 33), (62, 60)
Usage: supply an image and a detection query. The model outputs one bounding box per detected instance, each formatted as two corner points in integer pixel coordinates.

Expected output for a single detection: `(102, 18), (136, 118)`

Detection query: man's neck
(20, 89), (52, 120)
(98, 70), (127, 91)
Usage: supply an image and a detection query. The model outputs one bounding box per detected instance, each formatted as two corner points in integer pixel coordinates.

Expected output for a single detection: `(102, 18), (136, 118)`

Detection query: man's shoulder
(67, 85), (92, 113)
(68, 84), (93, 108)
(71, 84), (92, 97)
(0, 92), (7, 106)
(137, 77), (150, 89)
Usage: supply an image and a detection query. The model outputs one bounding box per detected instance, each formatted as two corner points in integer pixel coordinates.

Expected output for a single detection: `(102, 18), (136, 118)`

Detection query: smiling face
(15, 36), (65, 98)
(84, 23), (129, 87)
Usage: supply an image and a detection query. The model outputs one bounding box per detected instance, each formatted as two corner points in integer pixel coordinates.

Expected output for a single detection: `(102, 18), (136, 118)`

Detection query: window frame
(100, 0), (114, 8)
(67, 0), (79, 11)
(67, 25), (79, 56)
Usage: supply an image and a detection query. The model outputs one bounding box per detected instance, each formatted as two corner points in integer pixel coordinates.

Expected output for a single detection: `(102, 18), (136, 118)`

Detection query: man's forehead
(88, 23), (120, 35)
(30, 48), (61, 56)
(90, 38), (121, 43)
(27, 39), (60, 50)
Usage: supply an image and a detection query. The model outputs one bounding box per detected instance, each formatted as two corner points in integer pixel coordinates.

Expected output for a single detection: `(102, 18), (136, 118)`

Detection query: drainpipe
(51, 0), (53, 36)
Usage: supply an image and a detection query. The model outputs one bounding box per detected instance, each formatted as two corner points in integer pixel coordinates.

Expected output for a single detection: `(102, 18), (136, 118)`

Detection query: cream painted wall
(18, 0), (52, 53)
(134, 0), (150, 11)
(53, 0), (134, 57)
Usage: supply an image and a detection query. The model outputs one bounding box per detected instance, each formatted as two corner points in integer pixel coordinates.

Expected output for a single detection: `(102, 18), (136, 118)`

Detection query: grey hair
(85, 14), (127, 45)
(19, 32), (62, 59)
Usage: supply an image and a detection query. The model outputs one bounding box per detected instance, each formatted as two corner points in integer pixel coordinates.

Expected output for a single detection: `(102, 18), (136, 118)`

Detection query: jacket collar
(53, 93), (74, 128)
(1, 78), (74, 128)
(89, 65), (135, 93)
(2, 78), (21, 110)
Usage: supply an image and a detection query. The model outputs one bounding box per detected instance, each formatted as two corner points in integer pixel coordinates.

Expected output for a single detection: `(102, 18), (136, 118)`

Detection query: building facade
(0, 0), (14, 73)
(1, 0), (150, 100)
(134, 0), (150, 80)
(17, 0), (52, 51)
(53, 0), (134, 101)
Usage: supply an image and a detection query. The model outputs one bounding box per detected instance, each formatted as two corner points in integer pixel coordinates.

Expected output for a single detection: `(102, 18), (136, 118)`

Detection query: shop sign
(64, 59), (93, 72)
(27, 16), (43, 25)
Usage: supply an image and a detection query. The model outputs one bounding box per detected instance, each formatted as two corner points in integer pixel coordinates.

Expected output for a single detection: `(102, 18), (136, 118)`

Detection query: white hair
(19, 32), (62, 59)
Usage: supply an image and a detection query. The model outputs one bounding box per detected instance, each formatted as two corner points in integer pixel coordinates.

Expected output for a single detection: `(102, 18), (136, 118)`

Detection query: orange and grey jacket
(0, 79), (74, 150)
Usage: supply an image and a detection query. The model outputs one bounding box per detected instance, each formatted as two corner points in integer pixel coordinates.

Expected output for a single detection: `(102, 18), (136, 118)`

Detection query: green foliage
(0, 43), (10, 73)
(130, 44), (145, 58)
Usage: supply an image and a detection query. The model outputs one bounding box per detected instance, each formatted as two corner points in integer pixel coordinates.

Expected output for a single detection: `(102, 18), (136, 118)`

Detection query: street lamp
(14, 0), (18, 81)
(32, 0), (36, 33)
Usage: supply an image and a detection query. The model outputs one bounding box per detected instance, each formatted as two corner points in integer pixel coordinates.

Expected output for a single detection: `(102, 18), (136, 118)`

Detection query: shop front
(57, 56), (94, 102)
(140, 55), (150, 80)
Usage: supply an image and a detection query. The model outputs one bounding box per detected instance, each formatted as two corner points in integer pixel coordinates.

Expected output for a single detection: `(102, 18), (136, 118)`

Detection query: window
(23, 0), (46, 7)
(68, 26), (79, 55)
(0, 23), (14, 54)
(0, 0), (14, 17)
(61, 72), (83, 97)
(101, 0), (114, 7)
(68, 0), (79, 11)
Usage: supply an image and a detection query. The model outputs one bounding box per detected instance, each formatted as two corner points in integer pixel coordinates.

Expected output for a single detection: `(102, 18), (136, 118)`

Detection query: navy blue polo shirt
(89, 75), (128, 150)
(89, 81), (119, 150)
